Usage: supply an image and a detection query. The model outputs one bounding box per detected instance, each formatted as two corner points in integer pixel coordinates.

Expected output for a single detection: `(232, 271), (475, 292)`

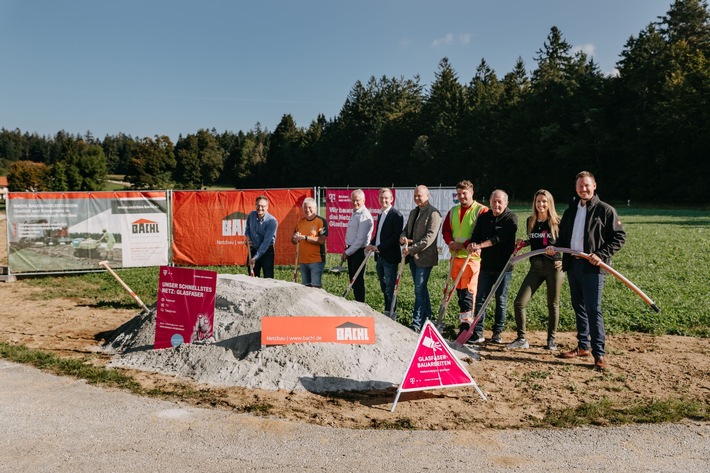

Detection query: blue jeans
(567, 258), (606, 357)
(409, 263), (433, 330)
(473, 269), (513, 336)
(300, 262), (325, 287)
(376, 257), (399, 314)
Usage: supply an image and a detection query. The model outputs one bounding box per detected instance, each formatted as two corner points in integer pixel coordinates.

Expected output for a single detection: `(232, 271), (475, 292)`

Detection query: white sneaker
(506, 338), (529, 349)
(467, 336), (485, 344)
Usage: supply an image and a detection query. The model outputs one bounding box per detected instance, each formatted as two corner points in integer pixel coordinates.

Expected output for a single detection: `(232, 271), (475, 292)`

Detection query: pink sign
(399, 321), (473, 391)
(324, 188), (395, 254)
(154, 266), (217, 349)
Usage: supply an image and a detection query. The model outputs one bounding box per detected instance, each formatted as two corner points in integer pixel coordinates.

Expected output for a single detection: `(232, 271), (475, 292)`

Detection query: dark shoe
(561, 347), (591, 358)
(594, 356), (607, 370)
(544, 338), (557, 350)
(489, 331), (503, 344)
(506, 338), (529, 349)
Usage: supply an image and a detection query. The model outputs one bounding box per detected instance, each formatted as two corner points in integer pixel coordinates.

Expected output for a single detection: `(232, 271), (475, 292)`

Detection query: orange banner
(261, 316), (376, 345)
(172, 189), (312, 266)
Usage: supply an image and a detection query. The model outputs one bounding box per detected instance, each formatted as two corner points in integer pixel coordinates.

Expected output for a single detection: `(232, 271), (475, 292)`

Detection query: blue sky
(0, 0), (673, 142)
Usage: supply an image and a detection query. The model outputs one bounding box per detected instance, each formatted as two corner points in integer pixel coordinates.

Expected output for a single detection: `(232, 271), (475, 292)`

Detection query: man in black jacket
(546, 171), (626, 370)
(366, 188), (404, 319)
(467, 190), (518, 344)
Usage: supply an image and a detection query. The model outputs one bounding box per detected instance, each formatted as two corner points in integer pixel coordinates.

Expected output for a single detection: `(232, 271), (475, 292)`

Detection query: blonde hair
(527, 189), (560, 239)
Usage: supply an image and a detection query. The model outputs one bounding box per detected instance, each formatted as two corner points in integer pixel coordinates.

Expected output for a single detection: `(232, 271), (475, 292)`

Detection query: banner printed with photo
(6, 191), (168, 272)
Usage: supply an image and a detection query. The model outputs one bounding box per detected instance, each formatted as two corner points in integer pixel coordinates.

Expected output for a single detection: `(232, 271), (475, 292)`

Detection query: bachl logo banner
(132, 218), (159, 234)
(335, 321), (370, 341)
(261, 317), (376, 345)
(221, 210), (248, 237)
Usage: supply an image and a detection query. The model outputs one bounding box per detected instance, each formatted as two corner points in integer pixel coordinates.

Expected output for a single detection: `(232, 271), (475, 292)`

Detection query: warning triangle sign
(399, 320), (474, 391)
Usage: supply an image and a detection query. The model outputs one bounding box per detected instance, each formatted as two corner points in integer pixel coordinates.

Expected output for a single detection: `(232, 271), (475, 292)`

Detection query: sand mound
(105, 274), (465, 393)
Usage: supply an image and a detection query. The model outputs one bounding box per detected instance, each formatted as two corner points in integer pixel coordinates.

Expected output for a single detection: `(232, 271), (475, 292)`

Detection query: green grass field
(23, 207), (710, 338)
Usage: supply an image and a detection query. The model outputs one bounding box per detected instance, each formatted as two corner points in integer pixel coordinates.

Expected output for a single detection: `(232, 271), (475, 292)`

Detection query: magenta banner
(154, 265), (217, 349)
(324, 188), (393, 254)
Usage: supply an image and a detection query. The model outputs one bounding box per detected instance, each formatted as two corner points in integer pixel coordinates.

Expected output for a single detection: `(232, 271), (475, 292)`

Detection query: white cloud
(432, 33), (454, 47)
(399, 37), (413, 48)
(573, 43), (596, 58)
(431, 33), (471, 48)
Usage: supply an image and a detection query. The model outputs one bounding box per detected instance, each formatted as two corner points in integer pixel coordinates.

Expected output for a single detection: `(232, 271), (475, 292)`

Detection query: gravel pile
(105, 274), (451, 392)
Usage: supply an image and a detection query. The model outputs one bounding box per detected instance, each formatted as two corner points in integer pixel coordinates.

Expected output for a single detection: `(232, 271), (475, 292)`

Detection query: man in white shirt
(547, 171), (626, 371)
(342, 189), (373, 302)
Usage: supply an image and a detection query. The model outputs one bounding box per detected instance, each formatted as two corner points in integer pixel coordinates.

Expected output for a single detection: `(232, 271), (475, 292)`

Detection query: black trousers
(347, 247), (366, 302)
(250, 245), (275, 278)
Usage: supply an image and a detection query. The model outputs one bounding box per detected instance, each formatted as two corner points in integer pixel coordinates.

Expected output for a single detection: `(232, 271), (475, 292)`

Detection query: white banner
(393, 187), (456, 261)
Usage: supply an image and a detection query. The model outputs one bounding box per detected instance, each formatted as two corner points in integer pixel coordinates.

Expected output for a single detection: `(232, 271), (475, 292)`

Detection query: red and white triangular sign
(391, 320), (485, 411)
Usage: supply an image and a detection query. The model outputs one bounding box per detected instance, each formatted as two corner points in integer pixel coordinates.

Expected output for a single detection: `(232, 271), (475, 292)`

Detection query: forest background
(2, 0), (709, 205)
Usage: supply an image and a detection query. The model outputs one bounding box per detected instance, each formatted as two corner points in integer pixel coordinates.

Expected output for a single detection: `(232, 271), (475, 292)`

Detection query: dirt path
(2, 360), (708, 472)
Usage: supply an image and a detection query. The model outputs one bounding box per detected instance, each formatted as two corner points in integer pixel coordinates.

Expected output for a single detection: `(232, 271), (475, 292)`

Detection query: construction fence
(5, 187), (457, 276)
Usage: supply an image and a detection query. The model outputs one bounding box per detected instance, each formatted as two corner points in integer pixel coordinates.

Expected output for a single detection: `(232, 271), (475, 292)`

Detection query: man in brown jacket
(400, 185), (443, 332)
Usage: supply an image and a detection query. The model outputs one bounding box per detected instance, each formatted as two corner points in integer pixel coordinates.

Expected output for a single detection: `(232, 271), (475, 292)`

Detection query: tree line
(2, 0), (708, 204)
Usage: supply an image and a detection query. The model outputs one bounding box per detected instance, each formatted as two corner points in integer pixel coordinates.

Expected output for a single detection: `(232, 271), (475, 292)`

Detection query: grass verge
(539, 398), (710, 427)
(0, 342), (273, 415)
(0, 342), (141, 391)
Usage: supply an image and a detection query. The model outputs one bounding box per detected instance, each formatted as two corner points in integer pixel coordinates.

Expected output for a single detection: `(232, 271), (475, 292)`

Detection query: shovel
(246, 239), (255, 277)
(329, 264), (347, 273)
(98, 260), (151, 314)
(451, 241), (526, 348)
(342, 250), (373, 298)
(388, 242), (407, 320)
(292, 240), (300, 282)
(434, 255), (456, 329)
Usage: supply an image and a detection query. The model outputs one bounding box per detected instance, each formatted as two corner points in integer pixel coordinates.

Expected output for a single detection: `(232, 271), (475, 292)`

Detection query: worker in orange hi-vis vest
(441, 180), (488, 338)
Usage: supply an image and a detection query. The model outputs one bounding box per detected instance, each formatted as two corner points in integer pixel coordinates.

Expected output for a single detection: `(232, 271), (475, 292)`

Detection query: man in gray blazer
(400, 185), (443, 332)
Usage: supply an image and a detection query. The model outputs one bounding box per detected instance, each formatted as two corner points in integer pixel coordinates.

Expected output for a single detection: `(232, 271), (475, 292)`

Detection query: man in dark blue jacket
(245, 195), (278, 278)
(366, 188), (404, 319)
(547, 171), (626, 370)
